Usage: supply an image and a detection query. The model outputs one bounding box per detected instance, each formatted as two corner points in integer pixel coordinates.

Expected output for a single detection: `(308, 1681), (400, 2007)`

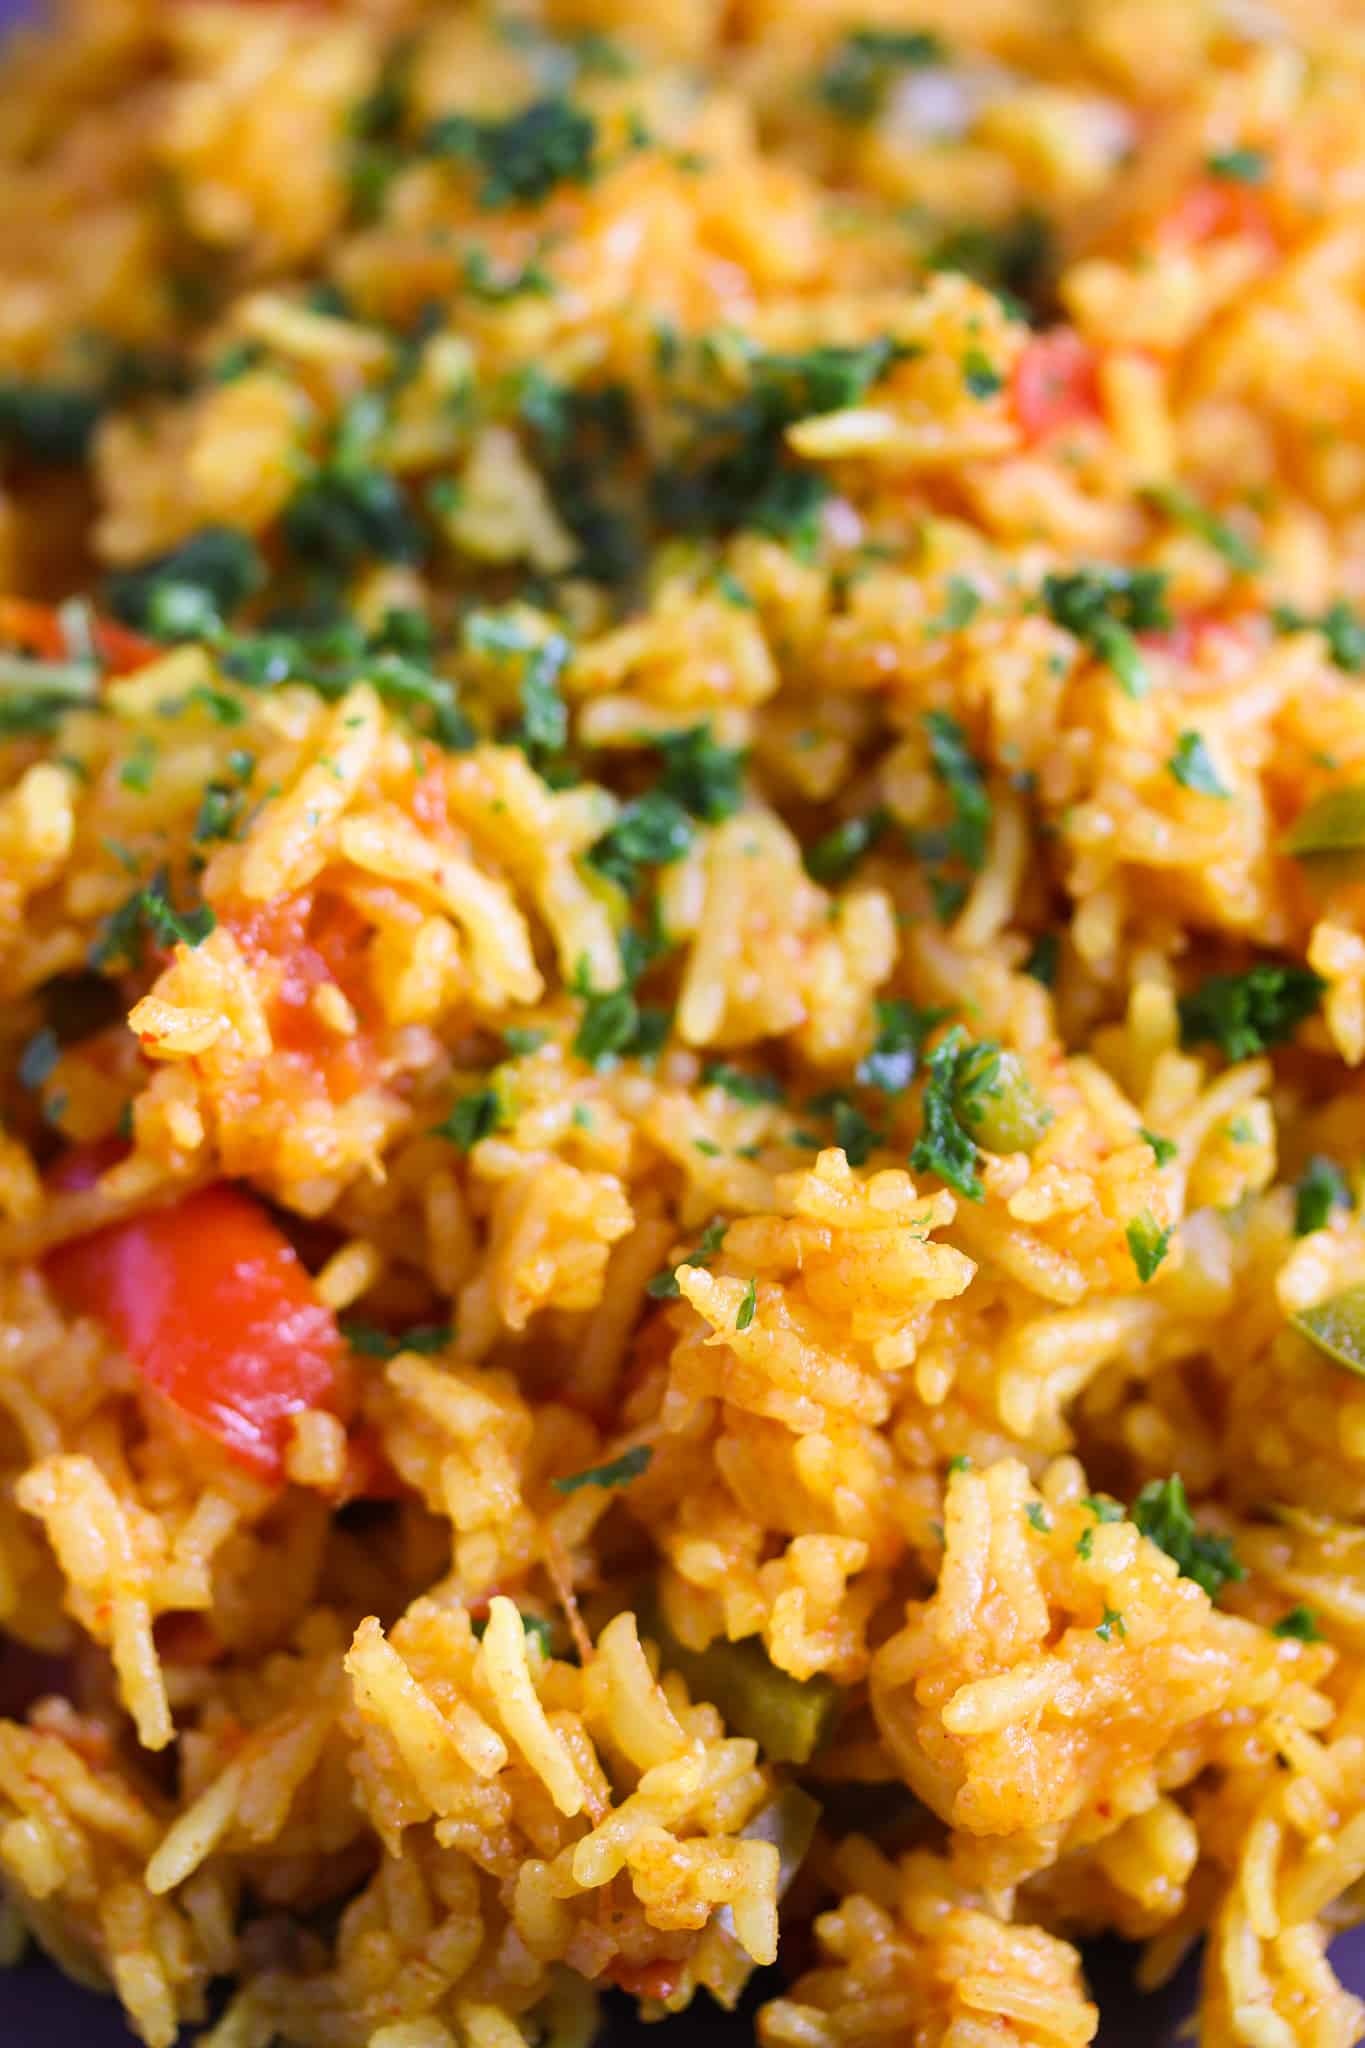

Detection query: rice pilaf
(1, 3), (1365, 2045)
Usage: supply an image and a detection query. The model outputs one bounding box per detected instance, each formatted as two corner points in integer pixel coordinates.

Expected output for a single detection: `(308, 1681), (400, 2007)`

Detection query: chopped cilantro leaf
(424, 95), (599, 207)
(735, 1277), (758, 1330)
(552, 1443), (653, 1494)
(1132, 1474), (1244, 1600)
(1042, 566), (1171, 698)
(1294, 1155), (1351, 1236)
(1177, 961), (1324, 1061)
(1140, 1127), (1178, 1166)
(1126, 1211), (1171, 1283)
(1168, 730), (1231, 797)
(1096, 1606), (1126, 1642)
(1026, 1502), (1052, 1533)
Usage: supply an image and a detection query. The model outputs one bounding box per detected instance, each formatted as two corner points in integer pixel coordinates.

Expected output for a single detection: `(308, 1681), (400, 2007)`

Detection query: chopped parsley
(1146, 482), (1262, 575)
(1096, 1606), (1127, 1642)
(646, 1218), (727, 1299)
(1177, 961), (1325, 1061)
(1131, 1474), (1244, 1600)
(805, 805), (889, 885)
(702, 1062), (784, 1105)
(910, 1026), (989, 1202)
(1168, 730), (1231, 797)
(927, 576), (982, 634)
(225, 610), (473, 752)
(805, 1091), (882, 1165)
(1272, 599), (1365, 675)
(1140, 1127), (1178, 1167)
(735, 1277), (758, 1331)
(654, 336), (904, 547)
(817, 27), (946, 121)
(119, 735), (158, 795)
(1294, 1155), (1351, 1236)
(571, 947), (668, 1071)
(341, 1318), (452, 1359)
(106, 527), (264, 640)
(1206, 147), (1267, 184)
(650, 723), (746, 822)
(924, 211), (1055, 320)
(913, 710), (991, 918)
(461, 245), (555, 302)
(1023, 932), (1060, 988)
(587, 791), (693, 895)
(962, 349), (1003, 399)
(89, 870), (216, 972)
(1042, 566), (1171, 698)
(1026, 1502), (1052, 1533)
(1126, 1211), (1171, 1284)
(0, 649), (99, 735)
(1272, 1605), (1322, 1642)
(0, 378), (104, 464)
(464, 610), (572, 758)
(551, 1443), (653, 1494)
(282, 396), (425, 574)
(424, 95), (599, 207)
(433, 1085), (508, 1152)
(857, 997), (947, 1095)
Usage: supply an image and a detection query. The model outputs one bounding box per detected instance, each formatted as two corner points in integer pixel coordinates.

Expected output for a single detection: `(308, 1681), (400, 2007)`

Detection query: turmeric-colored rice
(4, 3), (1365, 2044)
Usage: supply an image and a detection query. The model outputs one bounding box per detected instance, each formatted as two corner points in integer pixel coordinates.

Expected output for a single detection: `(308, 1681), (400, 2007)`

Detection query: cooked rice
(0, 3), (1364, 2044)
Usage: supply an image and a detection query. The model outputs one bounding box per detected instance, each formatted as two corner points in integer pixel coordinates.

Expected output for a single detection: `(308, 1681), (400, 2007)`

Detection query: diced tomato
(44, 1179), (349, 1481)
(1157, 179), (1276, 254)
(0, 597), (160, 676)
(605, 1960), (686, 2003)
(1011, 330), (1101, 444)
(227, 890), (379, 1102)
(339, 1424), (407, 1504)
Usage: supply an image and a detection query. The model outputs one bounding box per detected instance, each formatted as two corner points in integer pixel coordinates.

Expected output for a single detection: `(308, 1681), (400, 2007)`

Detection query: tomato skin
(1011, 330), (1101, 443)
(45, 1182), (347, 1480)
(0, 598), (159, 675)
